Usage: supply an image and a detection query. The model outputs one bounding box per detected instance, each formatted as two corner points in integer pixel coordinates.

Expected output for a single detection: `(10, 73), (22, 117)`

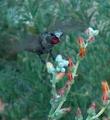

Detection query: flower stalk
(47, 27), (101, 120)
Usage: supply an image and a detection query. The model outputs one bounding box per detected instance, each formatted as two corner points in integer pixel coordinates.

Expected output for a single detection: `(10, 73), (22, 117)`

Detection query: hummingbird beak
(54, 31), (63, 39)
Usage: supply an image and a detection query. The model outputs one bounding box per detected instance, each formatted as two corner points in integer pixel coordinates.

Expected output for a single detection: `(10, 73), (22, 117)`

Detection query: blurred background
(0, 0), (110, 119)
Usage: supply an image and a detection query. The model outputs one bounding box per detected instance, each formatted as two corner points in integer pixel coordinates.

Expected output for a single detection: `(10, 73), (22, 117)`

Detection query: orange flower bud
(79, 47), (86, 58)
(77, 37), (84, 46)
(101, 81), (109, 102)
(56, 72), (65, 80)
(67, 72), (73, 81)
(68, 58), (73, 67)
(102, 81), (109, 94)
(0, 99), (5, 113)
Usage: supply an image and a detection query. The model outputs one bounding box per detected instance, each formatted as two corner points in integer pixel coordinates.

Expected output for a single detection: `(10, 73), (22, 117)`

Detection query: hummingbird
(8, 31), (63, 62)
(26, 31), (63, 62)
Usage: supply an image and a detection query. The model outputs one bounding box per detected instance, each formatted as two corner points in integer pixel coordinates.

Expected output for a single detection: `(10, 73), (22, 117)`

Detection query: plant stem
(87, 107), (107, 120)
(51, 59), (80, 117)
(51, 74), (57, 97)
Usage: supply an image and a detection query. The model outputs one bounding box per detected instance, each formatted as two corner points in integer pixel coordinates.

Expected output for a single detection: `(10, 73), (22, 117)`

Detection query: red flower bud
(90, 102), (96, 110)
(63, 107), (71, 112)
(77, 37), (84, 46)
(67, 72), (73, 81)
(61, 107), (71, 113)
(102, 93), (109, 101)
(68, 58), (74, 67)
(76, 107), (82, 116)
(56, 72), (65, 80)
(58, 88), (65, 96)
(88, 36), (95, 42)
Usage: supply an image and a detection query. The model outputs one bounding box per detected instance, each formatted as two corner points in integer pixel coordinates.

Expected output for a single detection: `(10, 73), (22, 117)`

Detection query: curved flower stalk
(75, 81), (110, 120)
(86, 81), (110, 120)
(47, 27), (99, 120)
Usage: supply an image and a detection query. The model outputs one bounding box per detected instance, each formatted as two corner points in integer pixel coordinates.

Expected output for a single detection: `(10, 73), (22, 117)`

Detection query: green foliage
(0, 0), (110, 119)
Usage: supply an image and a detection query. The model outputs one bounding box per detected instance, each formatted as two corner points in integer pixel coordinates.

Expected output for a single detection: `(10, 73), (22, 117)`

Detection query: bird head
(50, 31), (63, 45)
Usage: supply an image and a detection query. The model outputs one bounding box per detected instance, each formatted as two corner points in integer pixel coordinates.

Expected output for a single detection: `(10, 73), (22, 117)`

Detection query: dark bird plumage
(3, 31), (63, 61)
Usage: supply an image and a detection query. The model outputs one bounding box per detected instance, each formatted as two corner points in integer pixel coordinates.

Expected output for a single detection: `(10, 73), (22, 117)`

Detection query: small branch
(51, 59), (80, 117)
(90, 107), (106, 120)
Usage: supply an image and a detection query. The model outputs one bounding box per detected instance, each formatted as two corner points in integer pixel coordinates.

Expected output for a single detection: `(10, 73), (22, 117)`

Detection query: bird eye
(50, 33), (55, 36)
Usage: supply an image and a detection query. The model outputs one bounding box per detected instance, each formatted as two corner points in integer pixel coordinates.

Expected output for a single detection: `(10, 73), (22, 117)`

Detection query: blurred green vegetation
(0, 0), (110, 119)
